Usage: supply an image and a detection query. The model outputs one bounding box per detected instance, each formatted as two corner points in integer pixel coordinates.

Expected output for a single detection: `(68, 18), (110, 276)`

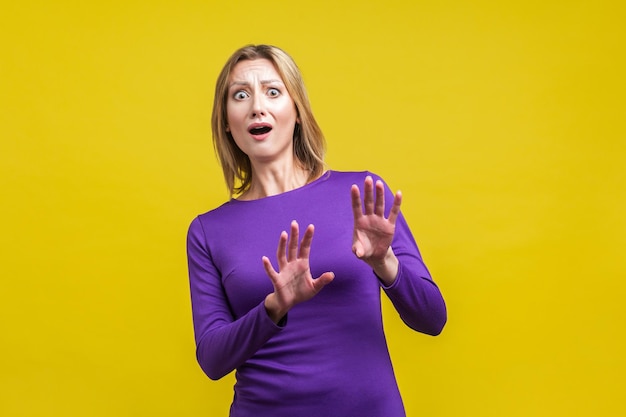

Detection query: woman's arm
(187, 217), (283, 380)
(351, 175), (447, 335)
(381, 212), (447, 335)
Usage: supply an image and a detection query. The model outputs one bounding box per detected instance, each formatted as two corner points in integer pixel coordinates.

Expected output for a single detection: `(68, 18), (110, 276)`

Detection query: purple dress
(187, 171), (446, 417)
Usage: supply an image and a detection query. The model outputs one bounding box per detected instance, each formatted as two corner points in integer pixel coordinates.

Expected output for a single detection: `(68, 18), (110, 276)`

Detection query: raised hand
(351, 176), (402, 285)
(262, 220), (335, 323)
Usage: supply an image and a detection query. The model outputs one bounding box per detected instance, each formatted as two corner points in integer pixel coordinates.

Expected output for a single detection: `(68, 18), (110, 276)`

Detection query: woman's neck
(238, 160), (310, 201)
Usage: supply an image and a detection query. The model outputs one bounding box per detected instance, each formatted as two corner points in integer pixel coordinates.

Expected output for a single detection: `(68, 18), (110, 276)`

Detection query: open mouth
(248, 125), (272, 135)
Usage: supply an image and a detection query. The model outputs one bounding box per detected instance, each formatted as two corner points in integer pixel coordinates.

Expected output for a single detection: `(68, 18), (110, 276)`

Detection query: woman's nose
(251, 95), (266, 118)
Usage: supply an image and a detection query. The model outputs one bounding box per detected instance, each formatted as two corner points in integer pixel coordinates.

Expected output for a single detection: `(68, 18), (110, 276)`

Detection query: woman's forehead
(229, 59), (281, 83)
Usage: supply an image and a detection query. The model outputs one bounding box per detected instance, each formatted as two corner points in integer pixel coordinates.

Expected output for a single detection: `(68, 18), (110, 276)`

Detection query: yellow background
(2, 1), (624, 416)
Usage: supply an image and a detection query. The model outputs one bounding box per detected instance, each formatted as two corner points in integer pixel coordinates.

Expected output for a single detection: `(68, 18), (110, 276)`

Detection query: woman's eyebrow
(260, 79), (283, 85)
(229, 79), (284, 88)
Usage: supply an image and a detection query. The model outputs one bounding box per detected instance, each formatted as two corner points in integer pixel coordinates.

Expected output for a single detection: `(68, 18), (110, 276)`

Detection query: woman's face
(226, 58), (298, 165)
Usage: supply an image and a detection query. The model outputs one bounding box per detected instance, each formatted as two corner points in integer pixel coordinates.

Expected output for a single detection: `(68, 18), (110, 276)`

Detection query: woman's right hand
(262, 220), (335, 324)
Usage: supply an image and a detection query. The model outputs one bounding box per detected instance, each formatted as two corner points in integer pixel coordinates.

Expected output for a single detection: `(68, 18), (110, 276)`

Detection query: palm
(353, 215), (395, 261)
(270, 256), (318, 306)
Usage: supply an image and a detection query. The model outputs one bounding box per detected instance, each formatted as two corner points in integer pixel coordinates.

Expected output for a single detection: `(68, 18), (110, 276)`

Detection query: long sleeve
(186, 217), (284, 380)
(382, 213), (447, 335)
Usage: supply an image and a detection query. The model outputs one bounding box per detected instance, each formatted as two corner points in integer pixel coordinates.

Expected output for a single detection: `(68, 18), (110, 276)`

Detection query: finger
(351, 184), (363, 220)
(276, 230), (288, 269)
(363, 176), (374, 215)
(287, 220), (299, 261)
(352, 241), (363, 258)
(374, 180), (385, 216)
(262, 256), (278, 282)
(387, 191), (403, 225)
(312, 271), (335, 292)
(298, 224), (315, 259)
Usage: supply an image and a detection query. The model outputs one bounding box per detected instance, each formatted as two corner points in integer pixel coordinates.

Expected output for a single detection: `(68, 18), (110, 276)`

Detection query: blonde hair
(211, 44), (326, 196)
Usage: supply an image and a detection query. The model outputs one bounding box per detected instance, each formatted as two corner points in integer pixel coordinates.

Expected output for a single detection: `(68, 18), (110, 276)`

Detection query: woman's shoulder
(326, 169), (385, 184)
(189, 199), (239, 231)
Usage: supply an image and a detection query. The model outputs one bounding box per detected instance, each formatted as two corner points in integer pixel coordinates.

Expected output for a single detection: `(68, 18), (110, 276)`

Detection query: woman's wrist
(372, 248), (399, 286)
(264, 293), (289, 324)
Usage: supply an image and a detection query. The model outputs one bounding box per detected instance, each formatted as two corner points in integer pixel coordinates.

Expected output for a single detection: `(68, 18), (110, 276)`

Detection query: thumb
(352, 242), (363, 258)
(313, 272), (335, 291)
(262, 256), (278, 282)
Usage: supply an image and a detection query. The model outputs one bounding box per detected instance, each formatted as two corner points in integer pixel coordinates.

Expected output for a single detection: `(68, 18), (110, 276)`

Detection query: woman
(187, 44), (447, 417)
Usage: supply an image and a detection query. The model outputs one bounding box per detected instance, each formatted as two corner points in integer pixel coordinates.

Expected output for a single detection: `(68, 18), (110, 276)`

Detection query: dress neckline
(229, 170), (332, 203)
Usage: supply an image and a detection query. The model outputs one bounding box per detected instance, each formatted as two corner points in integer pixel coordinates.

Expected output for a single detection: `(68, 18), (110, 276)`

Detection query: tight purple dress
(187, 170), (446, 417)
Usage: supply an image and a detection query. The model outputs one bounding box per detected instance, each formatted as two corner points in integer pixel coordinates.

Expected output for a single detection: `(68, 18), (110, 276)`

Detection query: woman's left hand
(351, 176), (402, 285)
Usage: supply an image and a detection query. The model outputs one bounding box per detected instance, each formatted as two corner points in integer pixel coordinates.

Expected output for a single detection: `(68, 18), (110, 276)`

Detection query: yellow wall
(1, 1), (624, 415)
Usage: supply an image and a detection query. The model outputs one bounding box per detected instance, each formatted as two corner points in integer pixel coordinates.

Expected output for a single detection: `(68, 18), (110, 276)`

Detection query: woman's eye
(234, 91), (248, 100)
(267, 88), (280, 97)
